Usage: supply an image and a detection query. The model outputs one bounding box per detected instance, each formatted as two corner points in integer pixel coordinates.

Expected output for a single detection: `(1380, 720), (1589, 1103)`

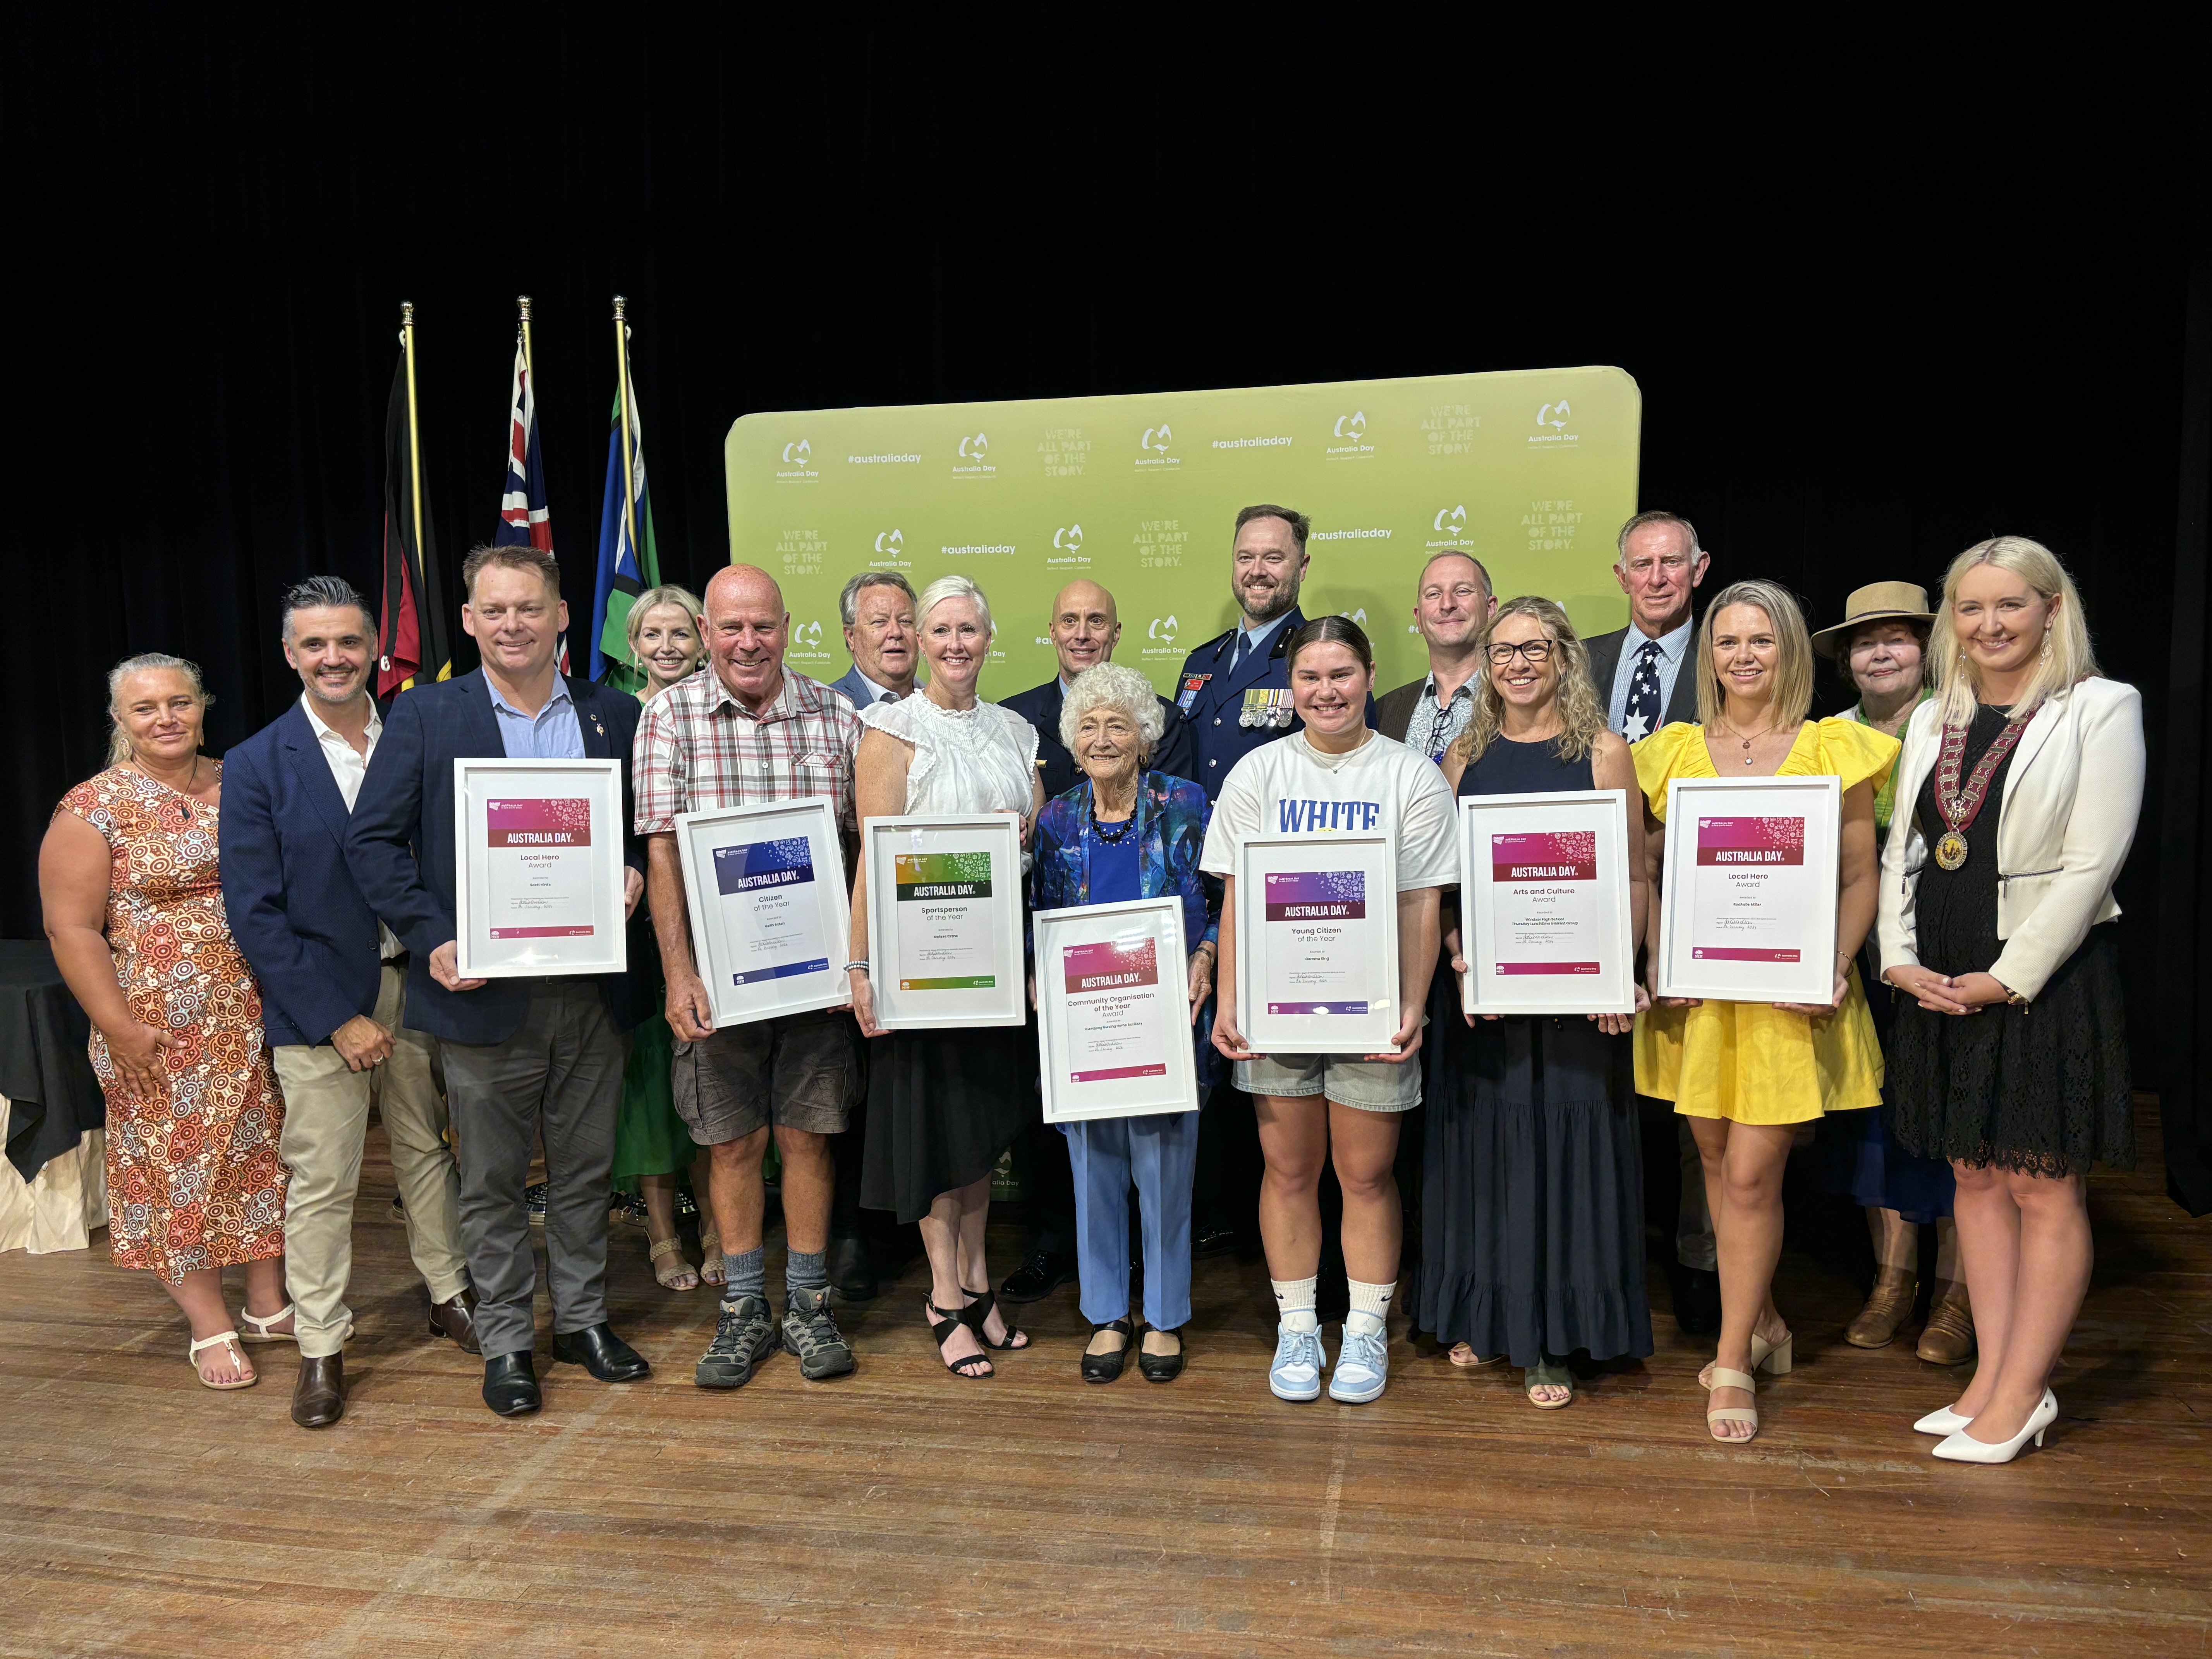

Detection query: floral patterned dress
(55, 766), (287, 1280)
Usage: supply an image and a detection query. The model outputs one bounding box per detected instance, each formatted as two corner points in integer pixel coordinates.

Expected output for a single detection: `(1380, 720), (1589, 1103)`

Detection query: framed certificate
(1460, 788), (1636, 1017)
(675, 798), (852, 1027)
(1035, 897), (1199, 1124)
(453, 757), (628, 979)
(1656, 775), (1841, 1004)
(1235, 831), (1400, 1056)
(864, 812), (1026, 1030)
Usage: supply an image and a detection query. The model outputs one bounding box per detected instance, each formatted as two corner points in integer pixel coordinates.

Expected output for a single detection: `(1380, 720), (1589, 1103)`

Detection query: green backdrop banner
(724, 366), (1640, 697)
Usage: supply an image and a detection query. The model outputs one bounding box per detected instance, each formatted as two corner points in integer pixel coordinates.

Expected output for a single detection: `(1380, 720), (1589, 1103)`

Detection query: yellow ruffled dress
(1632, 718), (1898, 1124)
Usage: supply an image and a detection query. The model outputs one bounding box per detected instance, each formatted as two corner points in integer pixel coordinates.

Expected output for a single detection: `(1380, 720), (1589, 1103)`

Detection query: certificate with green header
(865, 813), (1026, 1029)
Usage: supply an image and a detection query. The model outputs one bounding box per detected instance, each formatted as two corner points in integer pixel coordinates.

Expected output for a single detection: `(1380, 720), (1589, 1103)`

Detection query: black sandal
(924, 1300), (993, 1378)
(963, 1288), (1030, 1352)
(1137, 1325), (1186, 1383)
(1082, 1318), (1132, 1384)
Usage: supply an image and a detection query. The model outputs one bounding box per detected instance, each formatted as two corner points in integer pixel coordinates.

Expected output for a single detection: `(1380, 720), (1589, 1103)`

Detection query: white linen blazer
(1876, 675), (2143, 1002)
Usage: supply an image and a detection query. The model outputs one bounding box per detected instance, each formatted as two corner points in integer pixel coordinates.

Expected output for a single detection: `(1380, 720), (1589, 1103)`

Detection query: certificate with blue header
(676, 797), (852, 1026)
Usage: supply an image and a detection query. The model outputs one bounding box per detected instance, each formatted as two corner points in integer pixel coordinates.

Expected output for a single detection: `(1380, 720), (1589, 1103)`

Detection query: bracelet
(843, 960), (871, 974)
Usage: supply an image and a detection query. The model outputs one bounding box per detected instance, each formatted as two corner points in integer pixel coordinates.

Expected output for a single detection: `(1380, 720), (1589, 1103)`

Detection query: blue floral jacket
(1030, 770), (1222, 1087)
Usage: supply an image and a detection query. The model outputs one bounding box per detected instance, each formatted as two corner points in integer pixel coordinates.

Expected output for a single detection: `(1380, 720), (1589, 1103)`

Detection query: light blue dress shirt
(1230, 610), (1294, 674)
(1605, 615), (1696, 738)
(486, 675), (587, 759)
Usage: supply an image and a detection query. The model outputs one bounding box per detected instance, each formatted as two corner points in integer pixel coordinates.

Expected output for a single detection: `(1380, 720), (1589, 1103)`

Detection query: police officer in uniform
(1170, 505), (1372, 1279)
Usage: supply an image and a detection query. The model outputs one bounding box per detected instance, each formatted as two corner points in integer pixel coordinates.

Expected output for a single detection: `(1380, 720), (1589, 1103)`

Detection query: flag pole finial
(612, 297), (641, 607)
(517, 294), (532, 324)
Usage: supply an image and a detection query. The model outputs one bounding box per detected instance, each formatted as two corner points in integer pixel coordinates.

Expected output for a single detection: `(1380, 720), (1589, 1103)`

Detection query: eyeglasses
(1485, 640), (1554, 666)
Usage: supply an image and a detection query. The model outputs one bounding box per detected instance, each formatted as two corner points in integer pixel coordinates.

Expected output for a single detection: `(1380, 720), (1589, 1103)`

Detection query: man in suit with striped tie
(1581, 509), (1721, 1335)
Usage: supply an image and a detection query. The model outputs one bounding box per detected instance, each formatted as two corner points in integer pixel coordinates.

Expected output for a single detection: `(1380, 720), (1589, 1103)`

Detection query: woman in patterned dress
(40, 654), (290, 1389)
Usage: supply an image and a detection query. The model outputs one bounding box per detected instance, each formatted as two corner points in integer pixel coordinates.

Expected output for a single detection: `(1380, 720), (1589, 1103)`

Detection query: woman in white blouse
(1878, 536), (2143, 1463)
(847, 575), (1046, 1380)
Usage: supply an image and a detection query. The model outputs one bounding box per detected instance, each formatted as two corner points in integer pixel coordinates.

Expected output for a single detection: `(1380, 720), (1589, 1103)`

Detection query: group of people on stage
(40, 500), (2142, 1465)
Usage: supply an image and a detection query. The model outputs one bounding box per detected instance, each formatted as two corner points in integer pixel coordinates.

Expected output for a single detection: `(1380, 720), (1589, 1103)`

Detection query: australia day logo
(1326, 408), (1374, 459)
(1427, 503), (1469, 550)
(1048, 523), (1087, 565)
(776, 437), (818, 481)
(871, 527), (908, 566)
(1143, 614), (1182, 659)
(1530, 398), (1580, 448)
(790, 619), (828, 659)
(952, 432), (995, 477)
(1136, 421), (1180, 470)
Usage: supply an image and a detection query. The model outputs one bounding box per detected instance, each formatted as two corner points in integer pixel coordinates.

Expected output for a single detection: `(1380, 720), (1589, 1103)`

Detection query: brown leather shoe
(1845, 1268), (1918, 1348)
(429, 1288), (482, 1355)
(1917, 1281), (1977, 1365)
(291, 1353), (345, 1429)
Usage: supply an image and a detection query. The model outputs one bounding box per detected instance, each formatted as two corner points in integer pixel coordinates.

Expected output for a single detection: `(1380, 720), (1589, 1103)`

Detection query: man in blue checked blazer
(349, 544), (650, 1418)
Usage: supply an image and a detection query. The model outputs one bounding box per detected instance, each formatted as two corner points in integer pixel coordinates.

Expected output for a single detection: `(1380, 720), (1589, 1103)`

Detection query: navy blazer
(346, 670), (648, 1046)
(1168, 608), (1377, 800)
(1001, 675), (1198, 801)
(219, 701), (385, 1048)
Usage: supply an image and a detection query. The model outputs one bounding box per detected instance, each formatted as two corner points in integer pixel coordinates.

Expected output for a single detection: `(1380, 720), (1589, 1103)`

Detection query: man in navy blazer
(828, 569), (921, 711)
(222, 576), (477, 1429)
(349, 545), (651, 1418)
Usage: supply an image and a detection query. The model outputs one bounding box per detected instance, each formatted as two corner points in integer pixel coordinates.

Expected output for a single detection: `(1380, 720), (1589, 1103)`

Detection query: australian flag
(495, 330), (565, 670)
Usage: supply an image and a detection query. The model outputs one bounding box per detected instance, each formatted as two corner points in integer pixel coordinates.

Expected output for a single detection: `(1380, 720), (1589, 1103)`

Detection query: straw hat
(1811, 580), (1935, 659)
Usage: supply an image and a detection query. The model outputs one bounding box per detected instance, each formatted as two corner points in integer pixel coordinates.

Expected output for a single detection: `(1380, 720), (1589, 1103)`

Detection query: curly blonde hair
(1446, 596), (1606, 768)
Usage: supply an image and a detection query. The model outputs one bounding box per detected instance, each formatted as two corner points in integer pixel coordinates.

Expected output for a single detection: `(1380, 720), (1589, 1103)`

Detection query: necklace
(1931, 708), (2029, 871)
(1711, 718), (1783, 768)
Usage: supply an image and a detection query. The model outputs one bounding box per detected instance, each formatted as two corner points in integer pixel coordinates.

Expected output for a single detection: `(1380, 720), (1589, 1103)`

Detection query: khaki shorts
(1235, 1051), (1422, 1113)
(672, 1008), (858, 1144)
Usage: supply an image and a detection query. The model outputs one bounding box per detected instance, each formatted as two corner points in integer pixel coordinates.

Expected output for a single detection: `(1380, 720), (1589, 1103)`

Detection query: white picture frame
(675, 797), (853, 1027)
(453, 757), (629, 980)
(1656, 774), (1842, 1005)
(1459, 787), (1637, 1017)
(1035, 896), (1199, 1124)
(864, 812), (1027, 1030)
(1235, 830), (1400, 1056)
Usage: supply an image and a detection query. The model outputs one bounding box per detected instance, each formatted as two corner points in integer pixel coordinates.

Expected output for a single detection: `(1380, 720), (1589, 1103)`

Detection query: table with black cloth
(0, 941), (105, 1183)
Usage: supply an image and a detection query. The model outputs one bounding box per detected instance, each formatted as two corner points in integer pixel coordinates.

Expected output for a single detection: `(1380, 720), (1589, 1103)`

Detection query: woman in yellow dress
(1633, 579), (1896, 1444)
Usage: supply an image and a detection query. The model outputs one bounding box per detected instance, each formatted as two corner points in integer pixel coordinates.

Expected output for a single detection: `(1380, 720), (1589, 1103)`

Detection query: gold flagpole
(402, 301), (425, 589)
(612, 295), (640, 562)
(518, 294), (536, 394)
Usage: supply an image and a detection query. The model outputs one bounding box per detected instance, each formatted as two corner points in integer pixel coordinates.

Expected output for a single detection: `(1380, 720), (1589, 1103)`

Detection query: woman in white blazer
(1877, 536), (2143, 1465)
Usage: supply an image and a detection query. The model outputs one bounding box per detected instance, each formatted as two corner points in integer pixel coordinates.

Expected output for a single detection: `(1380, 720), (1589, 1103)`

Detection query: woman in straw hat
(1810, 583), (1973, 1367)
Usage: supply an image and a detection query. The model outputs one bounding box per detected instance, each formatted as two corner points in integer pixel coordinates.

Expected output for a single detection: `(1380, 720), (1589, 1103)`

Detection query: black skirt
(860, 1023), (1035, 1223)
(1417, 1014), (1653, 1369)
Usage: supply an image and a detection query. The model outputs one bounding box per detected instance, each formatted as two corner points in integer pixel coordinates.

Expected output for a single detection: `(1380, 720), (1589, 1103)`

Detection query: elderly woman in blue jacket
(1030, 663), (1220, 1384)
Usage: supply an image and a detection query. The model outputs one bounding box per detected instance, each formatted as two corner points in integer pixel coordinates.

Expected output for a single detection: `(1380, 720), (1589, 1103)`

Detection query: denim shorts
(1235, 1051), (1422, 1113)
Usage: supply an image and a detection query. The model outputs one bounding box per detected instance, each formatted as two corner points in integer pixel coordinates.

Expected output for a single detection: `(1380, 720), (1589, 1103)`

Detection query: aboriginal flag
(377, 349), (451, 697)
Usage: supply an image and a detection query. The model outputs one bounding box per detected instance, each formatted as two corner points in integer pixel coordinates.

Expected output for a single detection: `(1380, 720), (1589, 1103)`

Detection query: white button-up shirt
(302, 693), (403, 958)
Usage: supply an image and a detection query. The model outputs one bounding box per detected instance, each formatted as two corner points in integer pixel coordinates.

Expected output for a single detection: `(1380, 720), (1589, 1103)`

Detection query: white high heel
(1932, 1388), (2057, 1464)
(1913, 1403), (1973, 1436)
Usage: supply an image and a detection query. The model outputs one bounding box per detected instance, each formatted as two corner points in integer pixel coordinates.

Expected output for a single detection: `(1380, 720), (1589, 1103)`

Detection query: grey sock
(786, 1248), (828, 1294)
(724, 1245), (766, 1303)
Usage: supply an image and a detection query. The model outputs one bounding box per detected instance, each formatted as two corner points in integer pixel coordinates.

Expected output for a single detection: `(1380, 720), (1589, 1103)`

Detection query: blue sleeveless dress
(1417, 734), (1653, 1369)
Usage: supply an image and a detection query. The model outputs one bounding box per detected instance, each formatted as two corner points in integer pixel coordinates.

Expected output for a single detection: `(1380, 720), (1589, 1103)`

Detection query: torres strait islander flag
(377, 350), (452, 698)
(494, 330), (565, 670)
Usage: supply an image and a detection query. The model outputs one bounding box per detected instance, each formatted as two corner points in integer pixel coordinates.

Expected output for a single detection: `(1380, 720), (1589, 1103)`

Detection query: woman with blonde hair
(1422, 598), (1653, 1409)
(609, 584), (716, 1288)
(1633, 580), (1895, 1443)
(1879, 538), (2141, 1463)
(40, 654), (291, 1388)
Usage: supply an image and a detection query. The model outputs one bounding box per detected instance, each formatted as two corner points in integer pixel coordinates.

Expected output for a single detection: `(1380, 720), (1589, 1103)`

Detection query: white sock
(1272, 1276), (1319, 1335)
(1347, 1278), (1395, 1338)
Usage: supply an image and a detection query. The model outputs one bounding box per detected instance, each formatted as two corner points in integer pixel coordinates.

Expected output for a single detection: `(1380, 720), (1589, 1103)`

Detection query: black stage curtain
(3, 16), (2205, 1183)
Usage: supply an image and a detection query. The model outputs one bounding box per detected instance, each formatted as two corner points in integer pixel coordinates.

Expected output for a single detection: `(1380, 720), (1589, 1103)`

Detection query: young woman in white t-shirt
(1203, 616), (1457, 1404)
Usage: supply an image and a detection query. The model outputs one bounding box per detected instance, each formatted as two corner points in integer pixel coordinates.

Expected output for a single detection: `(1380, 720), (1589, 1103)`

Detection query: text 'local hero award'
(1460, 788), (1636, 1016)
(1657, 775), (1840, 1005)
(454, 757), (628, 979)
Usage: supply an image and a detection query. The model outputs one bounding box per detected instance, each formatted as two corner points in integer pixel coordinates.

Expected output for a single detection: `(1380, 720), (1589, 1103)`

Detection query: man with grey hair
(1582, 508), (1719, 1335)
(1374, 551), (1497, 756)
(831, 570), (920, 707)
(222, 575), (477, 1429)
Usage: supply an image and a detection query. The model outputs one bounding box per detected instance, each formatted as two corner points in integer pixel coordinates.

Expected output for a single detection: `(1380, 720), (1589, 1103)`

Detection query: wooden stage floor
(2, 1103), (2209, 1658)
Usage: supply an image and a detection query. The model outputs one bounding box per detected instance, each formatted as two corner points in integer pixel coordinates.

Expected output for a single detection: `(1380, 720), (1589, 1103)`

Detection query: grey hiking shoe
(696, 1294), (775, 1389)
(782, 1284), (855, 1380)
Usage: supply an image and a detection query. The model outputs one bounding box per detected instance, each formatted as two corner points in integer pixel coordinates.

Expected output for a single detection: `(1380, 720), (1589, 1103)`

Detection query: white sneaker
(1269, 1322), (1328, 1401)
(1329, 1318), (1389, 1403)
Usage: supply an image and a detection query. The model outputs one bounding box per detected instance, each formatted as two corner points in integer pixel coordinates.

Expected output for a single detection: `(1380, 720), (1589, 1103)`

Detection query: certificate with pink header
(1035, 896), (1198, 1123)
(1657, 775), (1840, 1004)
(454, 758), (628, 979)
(1236, 831), (1398, 1055)
(1459, 790), (1635, 1016)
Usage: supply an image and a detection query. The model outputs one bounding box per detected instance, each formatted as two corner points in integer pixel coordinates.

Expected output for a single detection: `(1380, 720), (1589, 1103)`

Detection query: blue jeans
(1061, 1103), (1201, 1330)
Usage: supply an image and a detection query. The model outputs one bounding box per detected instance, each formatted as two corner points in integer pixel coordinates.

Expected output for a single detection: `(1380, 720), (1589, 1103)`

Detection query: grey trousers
(438, 979), (625, 1358)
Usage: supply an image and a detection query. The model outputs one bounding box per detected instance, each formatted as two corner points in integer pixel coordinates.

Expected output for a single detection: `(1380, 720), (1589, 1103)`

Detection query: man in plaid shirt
(635, 564), (865, 1389)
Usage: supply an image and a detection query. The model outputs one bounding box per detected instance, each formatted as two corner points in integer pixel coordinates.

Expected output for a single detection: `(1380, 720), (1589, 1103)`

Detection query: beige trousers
(273, 964), (468, 1357)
